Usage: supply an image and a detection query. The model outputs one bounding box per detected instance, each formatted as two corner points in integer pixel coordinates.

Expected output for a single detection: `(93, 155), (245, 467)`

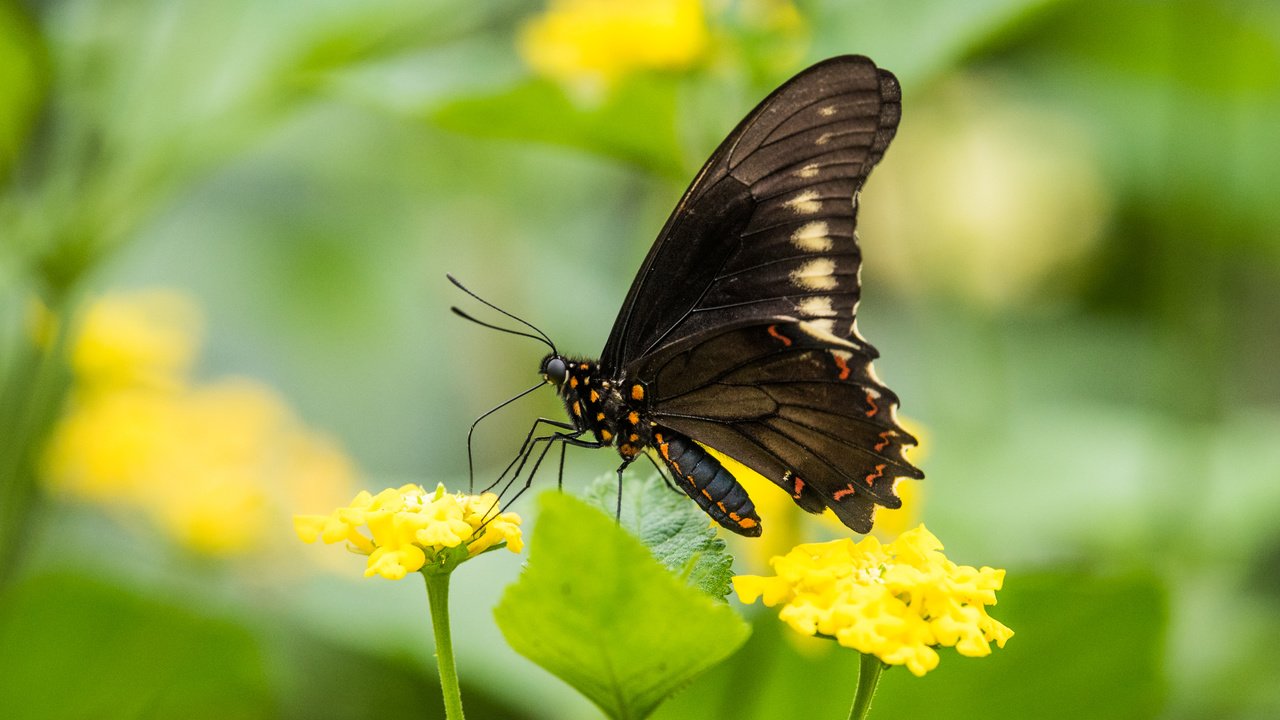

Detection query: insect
(456, 55), (922, 536)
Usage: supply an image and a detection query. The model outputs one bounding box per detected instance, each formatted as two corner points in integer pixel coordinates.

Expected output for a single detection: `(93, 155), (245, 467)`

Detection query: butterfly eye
(543, 356), (569, 386)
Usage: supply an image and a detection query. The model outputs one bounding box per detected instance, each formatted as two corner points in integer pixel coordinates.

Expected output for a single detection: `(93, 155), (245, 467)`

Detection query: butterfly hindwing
(642, 322), (920, 533)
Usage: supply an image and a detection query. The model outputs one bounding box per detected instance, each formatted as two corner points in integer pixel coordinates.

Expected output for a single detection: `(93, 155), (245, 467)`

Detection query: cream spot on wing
(798, 296), (834, 317)
(791, 221), (832, 252)
(819, 105), (837, 117)
(794, 163), (820, 179)
(784, 190), (821, 214)
(808, 318), (836, 334)
(849, 317), (869, 345)
(799, 319), (856, 348)
(816, 132), (833, 145)
(791, 258), (837, 290)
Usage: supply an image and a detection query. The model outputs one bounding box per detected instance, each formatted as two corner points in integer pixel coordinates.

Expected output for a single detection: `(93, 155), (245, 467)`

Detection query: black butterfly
(458, 55), (921, 536)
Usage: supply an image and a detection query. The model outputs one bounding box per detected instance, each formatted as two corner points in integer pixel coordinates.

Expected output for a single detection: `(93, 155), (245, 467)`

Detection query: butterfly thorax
(541, 354), (652, 460)
(540, 352), (763, 536)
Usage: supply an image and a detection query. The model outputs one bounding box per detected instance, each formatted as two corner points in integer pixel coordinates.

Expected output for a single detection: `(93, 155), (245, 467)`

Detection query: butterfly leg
(484, 417), (577, 494)
(498, 430), (604, 510)
(476, 429), (600, 532)
(613, 457), (636, 522)
(557, 441), (567, 492)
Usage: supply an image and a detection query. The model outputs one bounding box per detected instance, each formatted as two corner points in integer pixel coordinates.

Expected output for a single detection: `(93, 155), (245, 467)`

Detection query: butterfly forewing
(595, 55), (918, 534)
(601, 56), (900, 370)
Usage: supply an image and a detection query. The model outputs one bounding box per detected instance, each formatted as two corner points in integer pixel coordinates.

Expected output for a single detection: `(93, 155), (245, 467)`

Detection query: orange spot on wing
(864, 463), (887, 486)
(571, 401), (581, 416)
(833, 484), (857, 501)
(833, 353), (852, 380)
(873, 431), (892, 453)
(600, 429), (613, 441)
(865, 392), (879, 417)
(590, 390), (600, 402)
(631, 384), (645, 401)
(792, 475), (806, 498)
(739, 518), (758, 529)
(767, 325), (793, 346)
(627, 411), (639, 424)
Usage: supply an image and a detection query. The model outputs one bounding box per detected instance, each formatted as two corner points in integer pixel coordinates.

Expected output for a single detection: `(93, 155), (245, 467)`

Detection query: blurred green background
(2, 0), (1279, 718)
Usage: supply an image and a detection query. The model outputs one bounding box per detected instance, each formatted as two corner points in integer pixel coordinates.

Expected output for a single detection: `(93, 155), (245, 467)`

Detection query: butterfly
(457, 55), (921, 536)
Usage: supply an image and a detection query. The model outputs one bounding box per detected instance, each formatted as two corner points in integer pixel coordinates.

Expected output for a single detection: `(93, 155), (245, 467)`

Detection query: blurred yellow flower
(71, 289), (199, 392)
(294, 484), (523, 580)
(520, 0), (708, 92)
(734, 525), (1012, 676)
(42, 289), (358, 556)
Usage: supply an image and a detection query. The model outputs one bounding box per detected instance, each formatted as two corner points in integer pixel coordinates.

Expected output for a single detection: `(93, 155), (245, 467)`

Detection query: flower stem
(0, 306), (71, 589)
(848, 653), (885, 720)
(423, 571), (465, 720)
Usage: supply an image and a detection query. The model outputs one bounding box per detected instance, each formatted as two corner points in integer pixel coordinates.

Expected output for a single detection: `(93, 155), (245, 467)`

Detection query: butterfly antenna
(447, 274), (557, 354)
(450, 307), (555, 350)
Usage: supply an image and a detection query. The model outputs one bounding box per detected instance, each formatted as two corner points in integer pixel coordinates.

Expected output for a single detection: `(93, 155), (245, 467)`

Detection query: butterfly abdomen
(653, 430), (761, 537)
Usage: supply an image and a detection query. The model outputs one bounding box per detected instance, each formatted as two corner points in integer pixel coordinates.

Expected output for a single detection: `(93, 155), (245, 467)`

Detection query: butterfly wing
(599, 55), (918, 533)
(600, 55), (900, 372)
(640, 322), (921, 533)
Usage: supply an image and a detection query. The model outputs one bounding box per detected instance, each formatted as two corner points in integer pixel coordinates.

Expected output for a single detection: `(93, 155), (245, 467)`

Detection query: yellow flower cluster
(42, 290), (357, 555)
(733, 526), (1013, 676)
(519, 0), (708, 91)
(294, 484), (523, 580)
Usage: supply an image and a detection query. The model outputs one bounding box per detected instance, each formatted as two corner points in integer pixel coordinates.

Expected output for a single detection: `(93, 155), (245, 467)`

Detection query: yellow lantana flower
(520, 0), (708, 92)
(733, 525), (1013, 676)
(294, 484), (523, 580)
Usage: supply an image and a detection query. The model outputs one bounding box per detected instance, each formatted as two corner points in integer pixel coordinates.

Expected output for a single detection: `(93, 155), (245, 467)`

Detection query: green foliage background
(3, 0), (1280, 718)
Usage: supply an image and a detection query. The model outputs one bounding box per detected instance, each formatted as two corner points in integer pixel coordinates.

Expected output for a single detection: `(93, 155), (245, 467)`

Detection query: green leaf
(494, 491), (751, 720)
(430, 74), (687, 179)
(583, 472), (735, 599)
(0, 573), (272, 720)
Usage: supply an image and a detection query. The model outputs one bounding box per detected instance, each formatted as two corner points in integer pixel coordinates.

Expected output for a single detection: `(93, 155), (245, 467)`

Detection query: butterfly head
(540, 353), (569, 388)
